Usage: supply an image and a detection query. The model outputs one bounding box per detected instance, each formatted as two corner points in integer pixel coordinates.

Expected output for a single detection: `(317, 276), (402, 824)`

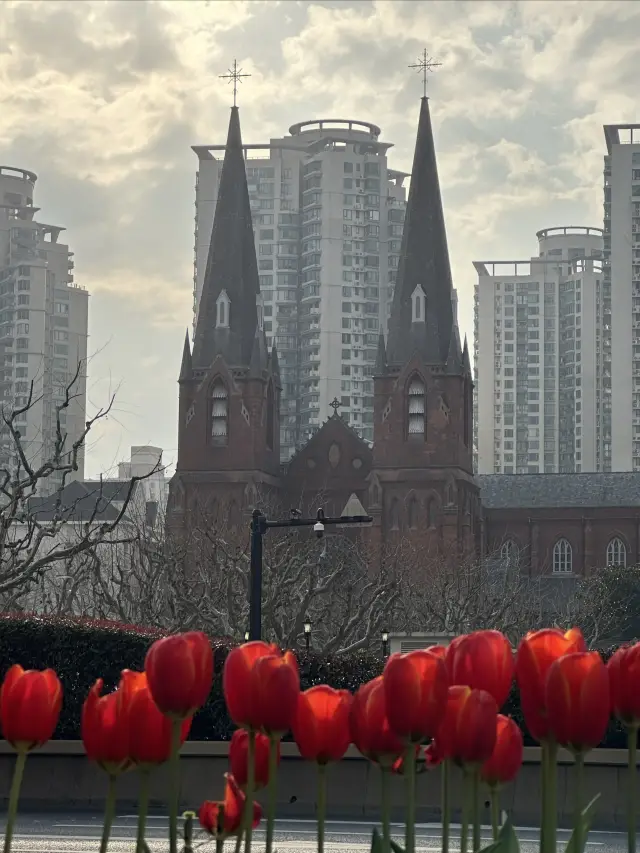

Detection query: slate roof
(386, 97), (455, 367)
(478, 473), (640, 509)
(28, 479), (136, 521)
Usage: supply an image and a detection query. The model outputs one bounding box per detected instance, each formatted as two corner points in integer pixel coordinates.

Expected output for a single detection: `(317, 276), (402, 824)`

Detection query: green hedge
(0, 615), (628, 747)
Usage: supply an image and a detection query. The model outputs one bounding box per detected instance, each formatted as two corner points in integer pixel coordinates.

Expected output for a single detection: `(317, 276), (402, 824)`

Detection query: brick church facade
(168, 98), (640, 578)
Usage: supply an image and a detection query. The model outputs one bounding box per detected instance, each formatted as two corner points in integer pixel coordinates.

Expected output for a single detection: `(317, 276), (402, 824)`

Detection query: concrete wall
(0, 742), (634, 830)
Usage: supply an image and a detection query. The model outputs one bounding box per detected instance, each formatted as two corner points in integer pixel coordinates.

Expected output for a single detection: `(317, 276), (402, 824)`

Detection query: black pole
(249, 509), (264, 641)
(305, 633), (310, 652)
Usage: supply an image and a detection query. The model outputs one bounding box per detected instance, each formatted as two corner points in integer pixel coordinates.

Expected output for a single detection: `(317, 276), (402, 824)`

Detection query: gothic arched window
(389, 498), (400, 531)
(211, 380), (228, 443)
(407, 496), (418, 530)
(500, 539), (517, 567)
(427, 498), (438, 528)
(408, 376), (426, 438)
(552, 538), (572, 574)
(607, 537), (627, 567)
(266, 382), (275, 451)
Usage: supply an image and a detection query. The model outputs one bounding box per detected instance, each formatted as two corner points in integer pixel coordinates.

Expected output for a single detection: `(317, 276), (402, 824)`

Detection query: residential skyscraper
(0, 166), (88, 493)
(604, 124), (640, 471)
(474, 226), (604, 475)
(192, 118), (407, 461)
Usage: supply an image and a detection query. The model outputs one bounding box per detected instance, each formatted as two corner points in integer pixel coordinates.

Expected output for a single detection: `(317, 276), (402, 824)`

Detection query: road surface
(0, 813), (630, 852)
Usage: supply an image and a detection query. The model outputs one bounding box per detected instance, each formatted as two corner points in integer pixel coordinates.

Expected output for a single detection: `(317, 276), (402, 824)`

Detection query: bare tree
(0, 363), (158, 608)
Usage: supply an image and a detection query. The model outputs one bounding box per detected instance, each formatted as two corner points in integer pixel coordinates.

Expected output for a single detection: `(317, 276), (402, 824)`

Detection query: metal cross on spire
(329, 397), (341, 416)
(408, 48), (442, 98)
(219, 59), (251, 107)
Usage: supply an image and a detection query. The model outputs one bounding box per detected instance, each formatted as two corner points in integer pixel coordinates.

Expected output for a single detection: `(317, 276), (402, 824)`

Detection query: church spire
(179, 329), (192, 382)
(191, 106), (260, 371)
(386, 97), (455, 367)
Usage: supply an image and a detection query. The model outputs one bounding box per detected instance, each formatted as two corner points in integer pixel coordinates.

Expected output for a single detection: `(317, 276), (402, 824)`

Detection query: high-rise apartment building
(192, 118), (407, 460)
(604, 124), (640, 471)
(0, 166), (88, 493)
(474, 226), (604, 475)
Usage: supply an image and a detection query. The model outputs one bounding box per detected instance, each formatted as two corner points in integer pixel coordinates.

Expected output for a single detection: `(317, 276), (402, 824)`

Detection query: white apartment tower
(192, 118), (407, 461)
(604, 124), (640, 471)
(0, 166), (88, 493)
(474, 226), (604, 475)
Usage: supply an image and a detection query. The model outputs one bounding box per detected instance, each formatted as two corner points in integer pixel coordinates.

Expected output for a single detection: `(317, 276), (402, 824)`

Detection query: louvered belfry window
(408, 377), (426, 437)
(211, 381), (228, 441)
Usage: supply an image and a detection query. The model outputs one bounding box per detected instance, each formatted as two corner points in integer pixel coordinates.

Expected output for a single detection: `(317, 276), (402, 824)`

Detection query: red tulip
(425, 739), (446, 768)
(449, 631), (514, 708)
(350, 677), (404, 767)
(81, 669), (146, 773)
(392, 744), (423, 775)
(145, 632), (213, 718)
(545, 652), (610, 752)
(608, 643), (640, 726)
(199, 773), (262, 839)
(436, 685), (498, 766)
(128, 676), (191, 765)
(223, 642), (299, 733)
(0, 664), (62, 751)
(426, 645), (447, 659)
(515, 628), (585, 742)
(480, 715), (523, 786)
(444, 635), (466, 681)
(383, 650), (448, 743)
(229, 728), (278, 790)
(292, 685), (352, 764)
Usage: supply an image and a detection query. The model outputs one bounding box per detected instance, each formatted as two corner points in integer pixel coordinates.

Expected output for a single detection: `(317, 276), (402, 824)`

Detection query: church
(167, 96), (640, 578)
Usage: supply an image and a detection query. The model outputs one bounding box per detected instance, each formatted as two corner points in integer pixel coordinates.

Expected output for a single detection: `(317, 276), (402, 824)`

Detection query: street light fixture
(244, 630), (250, 642)
(249, 503), (372, 641)
(304, 618), (312, 651)
(381, 629), (389, 658)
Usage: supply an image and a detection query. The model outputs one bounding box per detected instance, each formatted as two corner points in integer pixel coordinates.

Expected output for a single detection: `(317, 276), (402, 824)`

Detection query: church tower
(369, 96), (477, 554)
(168, 106), (281, 530)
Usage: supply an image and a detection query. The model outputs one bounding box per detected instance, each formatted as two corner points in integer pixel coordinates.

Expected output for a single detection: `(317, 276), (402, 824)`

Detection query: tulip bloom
(0, 664), (62, 751)
(128, 679), (191, 765)
(515, 628), (585, 742)
(350, 677), (404, 767)
(436, 685), (498, 767)
(292, 685), (352, 764)
(145, 631), (213, 719)
(608, 643), (640, 726)
(481, 715), (523, 787)
(449, 631), (514, 708)
(545, 652), (610, 753)
(199, 773), (262, 839)
(383, 650), (448, 743)
(230, 728), (278, 789)
(223, 641), (299, 733)
(81, 669), (146, 773)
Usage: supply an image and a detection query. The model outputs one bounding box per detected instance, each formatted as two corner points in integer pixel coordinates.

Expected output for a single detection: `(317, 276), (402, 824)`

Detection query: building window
(210, 380), (228, 443)
(552, 538), (572, 574)
(389, 498), (400, 531)
(427, 498), (438, 528)
(407, 496), (418, 530)
(407, 376), (426, 437)
(606, 537), (627, 567)
(266, 382), (275, 451)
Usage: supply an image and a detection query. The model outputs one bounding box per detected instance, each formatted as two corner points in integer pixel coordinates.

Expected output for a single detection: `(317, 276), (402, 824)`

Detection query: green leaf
(390, 840), (405, 853)
(564, 793), (601, 853)
(477, 814), (520, 853)
(370, 828), (384, 853)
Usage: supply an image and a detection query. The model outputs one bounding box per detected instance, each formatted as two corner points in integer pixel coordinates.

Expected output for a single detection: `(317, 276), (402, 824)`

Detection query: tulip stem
(169, 718), (182, 853)
(541, 741), (549, 853)
(381, 766), (391, 853)
(547, 740), (558, 853)
(244, 729), (256, 853)
(136, 769), (151, 853)
(461, 769), (470, 853)
(574, 752), (585, 853)
(404, 744), (417, 853)
(471, 769), (480, 853)
(490, 785), (500, 841)
(99, 773), (117, 853)
(628, 724), (638, 853)
(4, 748), (27, 853)
(441, 759), (450, 853)
(266, 735), (279, 853)
(317, 763), (327, 853)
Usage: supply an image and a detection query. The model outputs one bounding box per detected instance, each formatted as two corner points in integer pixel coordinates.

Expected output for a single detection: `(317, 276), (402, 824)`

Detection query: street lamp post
(381, 629), (389, 658)
(304, 618), (312, 652)
(244, 630), (250, 642)
(249, 506), (373, 641)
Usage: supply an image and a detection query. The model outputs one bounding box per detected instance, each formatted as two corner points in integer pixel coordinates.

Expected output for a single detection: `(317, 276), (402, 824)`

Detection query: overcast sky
(1, 0), (638, 477)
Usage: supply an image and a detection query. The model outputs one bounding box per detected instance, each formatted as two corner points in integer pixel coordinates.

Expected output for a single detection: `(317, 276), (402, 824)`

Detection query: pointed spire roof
(192, 107), (260, 371)
(249, 327), (269, 377)
(462, 335), (472, 376)
(270, 342), (280, 379)
(446, 319), (463, 373)
(375, 331), (387, 374)
(387, 97), (455, 367)
(179, 330), (193, 382)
